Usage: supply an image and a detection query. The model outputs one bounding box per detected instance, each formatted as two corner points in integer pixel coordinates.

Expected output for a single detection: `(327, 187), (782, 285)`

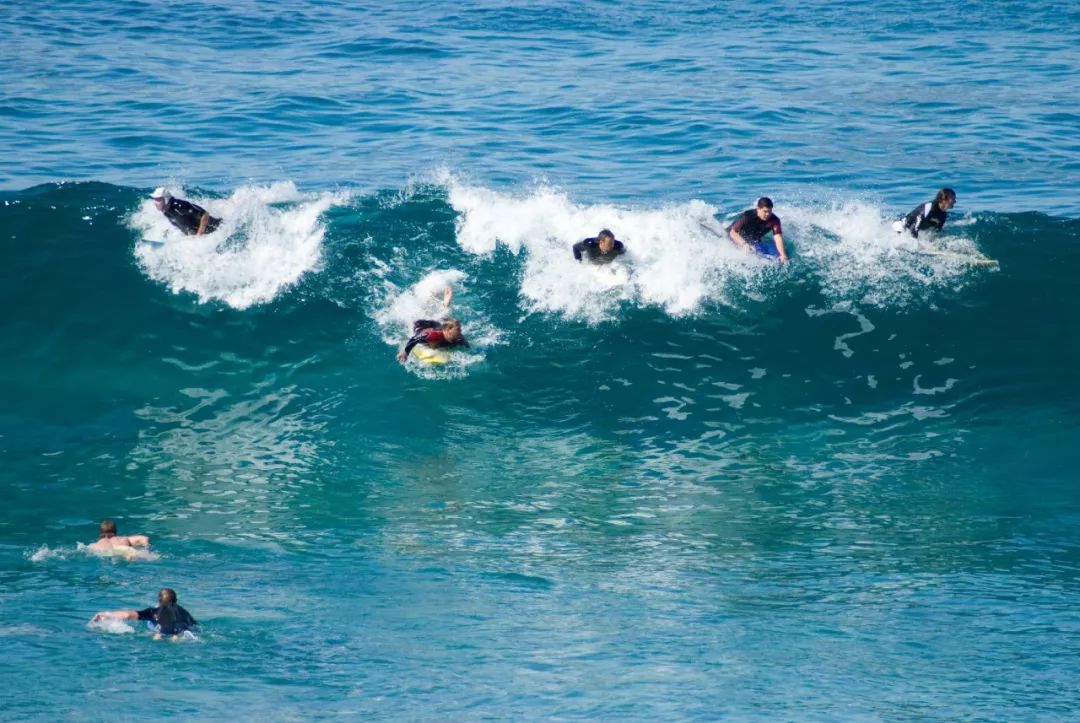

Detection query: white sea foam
(444, 177), (994, 317)
(782, 199), (995, 307)
(29, 543), (160, 562)
(130, 181), (346, 309)
(445, 177), (770, 321)
(27, 545), (68, 562)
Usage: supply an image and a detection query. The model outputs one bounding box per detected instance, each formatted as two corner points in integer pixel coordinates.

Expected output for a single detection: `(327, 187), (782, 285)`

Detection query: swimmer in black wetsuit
(573, 229), (626, 264)
(151, 187), (221, 236)
(896, 188), (956, 238)
(727, 197), (788, 263)
(92, 587), (198, 639)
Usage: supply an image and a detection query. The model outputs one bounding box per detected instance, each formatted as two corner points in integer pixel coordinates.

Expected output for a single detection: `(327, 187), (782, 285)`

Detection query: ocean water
(2, 0), (1079, 719)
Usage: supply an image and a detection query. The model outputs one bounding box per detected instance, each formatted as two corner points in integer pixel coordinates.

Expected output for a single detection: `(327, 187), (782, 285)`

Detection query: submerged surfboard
(903, 248), (999, 267)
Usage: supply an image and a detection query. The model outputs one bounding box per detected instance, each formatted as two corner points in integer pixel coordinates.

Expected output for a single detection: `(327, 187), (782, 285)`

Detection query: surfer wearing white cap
(150, 187), (221, 236)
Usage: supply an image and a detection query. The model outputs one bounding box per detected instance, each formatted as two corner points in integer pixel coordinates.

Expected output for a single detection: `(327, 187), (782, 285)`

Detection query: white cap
(150, 187), (169, 199)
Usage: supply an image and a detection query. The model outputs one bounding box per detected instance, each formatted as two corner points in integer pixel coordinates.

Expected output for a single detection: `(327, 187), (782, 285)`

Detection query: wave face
(3, 0), (1080, 717)
(2, 180), (1079, 717)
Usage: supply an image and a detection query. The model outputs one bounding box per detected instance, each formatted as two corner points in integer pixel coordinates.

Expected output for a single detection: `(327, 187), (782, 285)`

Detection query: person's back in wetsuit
(163, 197), (221, 235)
(573, 229), (625, 264)
(151, 188), (221, 236)
(138, 604), (197, 636)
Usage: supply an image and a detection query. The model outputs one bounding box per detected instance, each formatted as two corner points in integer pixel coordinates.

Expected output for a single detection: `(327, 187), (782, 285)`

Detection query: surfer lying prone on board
(727, 197), (788, 263)
(397, 318), (468, 362)
(88, 519), (150, 555)
(92, 587), (198, 640)
(573, 229), (626, 264)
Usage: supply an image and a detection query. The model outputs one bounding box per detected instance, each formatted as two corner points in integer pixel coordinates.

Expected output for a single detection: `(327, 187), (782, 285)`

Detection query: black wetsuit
(137, 604), (197, 635)
(902, 201), (948, 238)
(402, 320), (468, 358)
(162, 197), (221, 236)
(727, 209), (783, 247)
(572, 237), (626, 264)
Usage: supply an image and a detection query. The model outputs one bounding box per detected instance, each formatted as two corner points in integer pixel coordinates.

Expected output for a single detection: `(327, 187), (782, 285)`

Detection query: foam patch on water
(27, 545), (68, 562)
(444, 176), (997, 317)
(373, 269), (496, 378)
(28, 543), (160, 562)
(444, 176), (772, 321)
(782, 200), (996, 308)
(130, 181), (346, 309)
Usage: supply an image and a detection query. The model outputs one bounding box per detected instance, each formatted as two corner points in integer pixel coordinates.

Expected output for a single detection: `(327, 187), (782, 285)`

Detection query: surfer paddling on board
(92, 587), (198, 640)
(396, 286), (469, 362)
(572, 229), (626, 264)
(88, 519), (150, 555)
(151, 187), (221, 236)
(894, 188), (956, 238)
(727, 197), (788, 263)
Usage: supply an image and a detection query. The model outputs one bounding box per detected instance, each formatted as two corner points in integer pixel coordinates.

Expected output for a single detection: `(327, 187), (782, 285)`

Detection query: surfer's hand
(396, 351), (407, 362)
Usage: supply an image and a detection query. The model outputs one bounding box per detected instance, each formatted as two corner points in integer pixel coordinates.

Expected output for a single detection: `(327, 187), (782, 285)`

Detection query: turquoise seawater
(3, 1), (1079, 719)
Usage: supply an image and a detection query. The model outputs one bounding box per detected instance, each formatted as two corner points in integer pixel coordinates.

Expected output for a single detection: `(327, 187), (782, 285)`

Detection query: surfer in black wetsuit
(92, 587), (198, 639)
(573, 229), (626, 264)
(897, 188), (956, 238)
(727, 197), (788, 263)
(151, 187), (221, 236)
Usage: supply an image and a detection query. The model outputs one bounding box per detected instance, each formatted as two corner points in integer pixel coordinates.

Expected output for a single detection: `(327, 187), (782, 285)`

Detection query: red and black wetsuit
(402, 320), (468, 358)
(727, 209), (782, 248)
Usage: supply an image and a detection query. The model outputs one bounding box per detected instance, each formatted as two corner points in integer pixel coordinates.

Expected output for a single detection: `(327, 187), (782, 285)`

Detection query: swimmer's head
(442, 318), (463, 343)
(150, 187), (171, 208)
(755, 197), (774, 221)
(158, 588), (178, 606)
(936, 188), (956, 209)
(597, 229), (616, 253)
(99, 519), (117, 538)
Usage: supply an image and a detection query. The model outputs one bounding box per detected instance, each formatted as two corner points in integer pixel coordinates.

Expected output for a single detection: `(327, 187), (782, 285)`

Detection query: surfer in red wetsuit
(396, 286), (469, 362)
(397, 318), (468, 361)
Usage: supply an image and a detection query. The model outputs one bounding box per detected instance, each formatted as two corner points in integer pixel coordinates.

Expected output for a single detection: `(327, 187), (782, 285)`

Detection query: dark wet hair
(99, 519), (117, 538)
(756, 197), (774, 209)
(597, 229), (615, 241)
(936, 188), (956, 204)
(158, 588), (178, 606)
(156, 603), (177, 635)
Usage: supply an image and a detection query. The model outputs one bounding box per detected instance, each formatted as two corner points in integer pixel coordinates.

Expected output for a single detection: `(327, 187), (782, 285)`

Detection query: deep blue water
(2, 1), (1079, 719)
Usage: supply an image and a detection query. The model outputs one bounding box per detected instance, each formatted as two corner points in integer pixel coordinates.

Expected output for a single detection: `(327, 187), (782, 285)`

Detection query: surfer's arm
(773, 233), (788, 264)
(902, 203), (929, 238)
(397, 331), (427, 361)
(92, 609), (139, 622)
(572, 240), (586, 261)
(442, 286), (453, 308)
(126, 535), (150, 548)
(727, 216), (753, 251)
(727, 229), (752, 251)
(195, 212), (210, 236)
